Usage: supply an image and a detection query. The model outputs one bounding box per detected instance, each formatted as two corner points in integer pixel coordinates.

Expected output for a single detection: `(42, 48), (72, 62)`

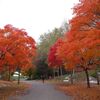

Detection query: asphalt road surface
(9, 81), (72, 100)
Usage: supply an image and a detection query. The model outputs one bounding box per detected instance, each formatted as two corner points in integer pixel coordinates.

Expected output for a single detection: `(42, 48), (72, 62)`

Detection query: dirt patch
(0, 81), (30, 100)
(57, 83), (100, 100)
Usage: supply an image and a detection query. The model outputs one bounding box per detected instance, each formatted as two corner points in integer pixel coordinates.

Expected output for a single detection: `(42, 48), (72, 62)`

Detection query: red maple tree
(48, 38), (63, 68)
(56, 0), (100, 88)
(0, 24), (36, 81)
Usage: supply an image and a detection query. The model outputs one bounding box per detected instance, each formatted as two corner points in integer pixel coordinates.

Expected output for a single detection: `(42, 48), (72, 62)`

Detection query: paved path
(9, 81), (72, 100)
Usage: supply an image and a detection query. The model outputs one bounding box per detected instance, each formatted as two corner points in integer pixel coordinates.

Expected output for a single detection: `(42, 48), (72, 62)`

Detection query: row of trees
(34, 22), (69, 79)
(48, 0), (100, 88)
(0, 24), (36, 83)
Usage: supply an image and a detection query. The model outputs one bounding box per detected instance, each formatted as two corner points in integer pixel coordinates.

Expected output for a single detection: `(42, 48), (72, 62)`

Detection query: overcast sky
(0, 0), (79, 42)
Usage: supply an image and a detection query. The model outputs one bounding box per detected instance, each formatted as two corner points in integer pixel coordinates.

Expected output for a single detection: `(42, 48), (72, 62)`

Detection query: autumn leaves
(48, 0), (100, 88)
(0, 0), (99, 88)
(0, 24), (36, 81)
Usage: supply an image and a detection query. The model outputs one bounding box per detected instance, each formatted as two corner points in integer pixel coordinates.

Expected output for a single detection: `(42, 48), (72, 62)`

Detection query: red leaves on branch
(0, 24), (36, 72)
(49, 0), (100, 73)
(48, 38), (63, 68)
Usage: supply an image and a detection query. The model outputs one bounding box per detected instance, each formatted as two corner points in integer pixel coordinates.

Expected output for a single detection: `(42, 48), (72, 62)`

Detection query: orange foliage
(0, 24), (36, 72)
(56, 0), (100, 71)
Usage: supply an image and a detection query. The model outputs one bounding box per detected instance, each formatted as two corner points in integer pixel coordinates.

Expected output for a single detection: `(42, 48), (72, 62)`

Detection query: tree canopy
(0, 24), (36, 75)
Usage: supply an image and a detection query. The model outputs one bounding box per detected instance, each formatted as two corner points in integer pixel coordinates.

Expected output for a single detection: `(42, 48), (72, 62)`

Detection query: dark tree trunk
(17, 68), (21, 85)
(96, 72), (100, 85)
(85, 69), (90, 88)
(60, 67), (63, 76)
(8, 66), (11, 81)
(70, 70), (73, 84)
(18, 71), (20, 84)
(57, 68), (59, 77)
(53, 69), (55, 79)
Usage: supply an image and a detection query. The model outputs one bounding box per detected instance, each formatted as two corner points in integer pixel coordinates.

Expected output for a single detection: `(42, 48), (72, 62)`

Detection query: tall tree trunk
(60, 66), (63, 76)
(17, 68), (21, 85)
(59, 66), (63, 81)
(96, 71), (99, 85)
(18, 71), (20, 84)
(57, 68), (59, 77)
(8, 66), (11, 81)
(85, 69), (90, 88)
(70, 70), (73, 84)
(53, 69), (55, 79)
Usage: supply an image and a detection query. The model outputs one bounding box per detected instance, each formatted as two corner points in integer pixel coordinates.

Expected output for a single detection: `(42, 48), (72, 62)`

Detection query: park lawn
(57, 82), (100, 100)
(0, 80), (29, 100)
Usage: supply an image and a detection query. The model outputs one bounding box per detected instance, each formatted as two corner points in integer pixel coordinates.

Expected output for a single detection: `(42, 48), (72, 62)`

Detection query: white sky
(0, 0), (79, 42)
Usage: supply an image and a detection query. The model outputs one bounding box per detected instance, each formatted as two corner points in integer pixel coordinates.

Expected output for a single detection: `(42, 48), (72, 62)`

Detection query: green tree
(36, 23), (69, 78)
